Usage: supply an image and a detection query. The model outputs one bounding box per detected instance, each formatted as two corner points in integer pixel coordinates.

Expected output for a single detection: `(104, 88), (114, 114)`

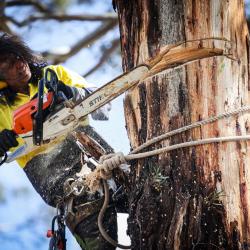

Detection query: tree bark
(115, 0), (250, 249)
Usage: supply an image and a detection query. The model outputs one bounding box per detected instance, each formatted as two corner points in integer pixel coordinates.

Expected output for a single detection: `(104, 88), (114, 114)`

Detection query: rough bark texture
(115, 0), (250, 249)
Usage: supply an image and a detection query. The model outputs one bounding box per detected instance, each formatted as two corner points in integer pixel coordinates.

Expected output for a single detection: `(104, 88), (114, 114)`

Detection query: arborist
(0, 32), (124, 250)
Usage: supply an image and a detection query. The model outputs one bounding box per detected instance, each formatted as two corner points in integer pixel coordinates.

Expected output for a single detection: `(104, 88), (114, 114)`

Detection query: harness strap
(65, 198), (103, 234)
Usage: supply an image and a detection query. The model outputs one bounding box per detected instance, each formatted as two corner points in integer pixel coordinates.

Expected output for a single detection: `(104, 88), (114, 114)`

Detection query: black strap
(48, 208), (67, 250)
(33, 77), (44, 146)
(0, 152), (7, 166)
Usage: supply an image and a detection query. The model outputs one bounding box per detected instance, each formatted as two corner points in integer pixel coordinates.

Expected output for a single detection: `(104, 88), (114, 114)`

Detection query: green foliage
(204, 190), (225, 207)
(150, 164), (169, 191)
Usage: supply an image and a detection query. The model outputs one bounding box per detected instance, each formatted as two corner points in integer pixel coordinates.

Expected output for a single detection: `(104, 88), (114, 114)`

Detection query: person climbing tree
(0, 32), (121, 250)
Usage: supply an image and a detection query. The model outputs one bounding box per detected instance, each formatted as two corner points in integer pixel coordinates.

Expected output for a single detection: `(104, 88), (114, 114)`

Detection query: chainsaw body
(13, 92), (53, 135)
(5, 65), (149, 163)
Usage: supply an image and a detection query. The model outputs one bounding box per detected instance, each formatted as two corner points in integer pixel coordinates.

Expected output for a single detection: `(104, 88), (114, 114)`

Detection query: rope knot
(98, 152), (126, 179)
(85, 152), (127, 192)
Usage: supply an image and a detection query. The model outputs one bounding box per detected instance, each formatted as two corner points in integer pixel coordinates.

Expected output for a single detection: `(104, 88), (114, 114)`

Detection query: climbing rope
(87, 135), (250, 192)
(131, 105), (250, 153)
(86, 105), (250, 191)
(98, 180), (131, 249)
(85, 105), (250, 249)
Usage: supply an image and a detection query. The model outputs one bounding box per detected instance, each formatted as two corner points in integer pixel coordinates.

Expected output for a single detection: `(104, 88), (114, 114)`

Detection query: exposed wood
(116, 0), (250, 249)
(73, 131), (106, 159)
(146, 39), (232, 77)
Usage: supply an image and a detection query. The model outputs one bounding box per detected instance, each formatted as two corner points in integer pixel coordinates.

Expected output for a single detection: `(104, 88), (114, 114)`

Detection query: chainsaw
(3, 65), (150, 164)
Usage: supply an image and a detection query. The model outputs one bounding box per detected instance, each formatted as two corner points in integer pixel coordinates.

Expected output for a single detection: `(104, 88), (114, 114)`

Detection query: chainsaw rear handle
(45, 68), (58, 92)
(45, 68), (60, 111)
(33, 69), (72, 146)
(13, 69), (61, 146)
(33, 77), (45, 146)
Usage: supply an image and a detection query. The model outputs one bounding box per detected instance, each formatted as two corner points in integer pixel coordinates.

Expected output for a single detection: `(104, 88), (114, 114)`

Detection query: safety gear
(57, 81), (75, 99)
(24, 125), (118, 250)
(47, 207), (66, 250)
(0, 129), (18, 157)
(0, 65), (89, 167)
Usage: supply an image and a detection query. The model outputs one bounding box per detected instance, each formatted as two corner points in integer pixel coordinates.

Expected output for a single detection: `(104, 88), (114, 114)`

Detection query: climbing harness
(61, 136), (131, 249)
(47, 206), (67, 250)
(60, 106), (250, 249)
(49, 105), (250, 250)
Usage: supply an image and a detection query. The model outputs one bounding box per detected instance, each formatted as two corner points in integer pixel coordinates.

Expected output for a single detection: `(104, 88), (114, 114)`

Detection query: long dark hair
(0, 33), (47, 104)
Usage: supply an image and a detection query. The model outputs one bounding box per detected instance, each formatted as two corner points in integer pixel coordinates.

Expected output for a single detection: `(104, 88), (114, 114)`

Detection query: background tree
(1, 0), (120, 76)
(115, 0), (250, 249)
(0, 1), (126, 249)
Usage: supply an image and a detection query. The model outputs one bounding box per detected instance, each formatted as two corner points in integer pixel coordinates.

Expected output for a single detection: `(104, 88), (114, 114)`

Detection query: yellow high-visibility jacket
(0, 65), (89, 168)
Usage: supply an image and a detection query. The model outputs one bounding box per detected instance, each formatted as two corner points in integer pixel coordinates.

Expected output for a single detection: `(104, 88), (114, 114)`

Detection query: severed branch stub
(144, 37), (234, 79)
(67, 37), (234, 193)
(72, 131), (106, 160)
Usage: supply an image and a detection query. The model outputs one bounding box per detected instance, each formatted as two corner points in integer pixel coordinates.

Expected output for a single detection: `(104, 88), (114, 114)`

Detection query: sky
(0, 1), (130, 249)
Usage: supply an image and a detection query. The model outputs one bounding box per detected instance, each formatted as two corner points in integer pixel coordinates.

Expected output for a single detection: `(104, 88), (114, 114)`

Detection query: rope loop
(99, 152), (126, 173)
(85, 105), (250, 193)
(84, 152), (127, 192)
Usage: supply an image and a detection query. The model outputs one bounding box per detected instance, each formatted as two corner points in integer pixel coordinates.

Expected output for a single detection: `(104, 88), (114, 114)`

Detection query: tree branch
(0, 1), (13, 34)
(6, 0), (50, 13)
(83, 38), (120, 77)
(43, 20), (118, 64)
(5, 13), (117, 27)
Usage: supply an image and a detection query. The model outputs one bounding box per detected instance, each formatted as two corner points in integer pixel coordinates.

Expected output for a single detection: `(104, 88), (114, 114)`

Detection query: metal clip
(70, 179), (85, 196)
(76, 162), (91, 178)
(63, 178), (75, 198)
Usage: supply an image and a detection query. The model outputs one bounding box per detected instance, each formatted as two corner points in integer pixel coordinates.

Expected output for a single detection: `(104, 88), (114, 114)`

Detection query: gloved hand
(0, 129), (18, 157)
(57, 81), (87, 103)
(57, 81), (74, 100)
(91, 102), (112, 121)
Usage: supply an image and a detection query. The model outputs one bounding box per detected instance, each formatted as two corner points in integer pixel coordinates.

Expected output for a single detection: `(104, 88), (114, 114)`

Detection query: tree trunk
(115, 0), (250, 249)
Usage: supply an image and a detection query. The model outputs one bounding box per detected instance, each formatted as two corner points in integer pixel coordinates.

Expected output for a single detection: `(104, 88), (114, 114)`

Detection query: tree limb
(6, 0), (50, 13)
(83, 38), (120, 77)
(5, 13), (118, 27)
(43, 20), (118, 64)
(0, 1), (12, 34)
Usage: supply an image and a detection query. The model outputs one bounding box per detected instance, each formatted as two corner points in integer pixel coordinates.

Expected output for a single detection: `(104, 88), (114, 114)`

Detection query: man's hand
(56, 82), (87, 103)
(57, 81), (75, 100)
(91, 103), (112, 121)
(0, 129), (18, 157)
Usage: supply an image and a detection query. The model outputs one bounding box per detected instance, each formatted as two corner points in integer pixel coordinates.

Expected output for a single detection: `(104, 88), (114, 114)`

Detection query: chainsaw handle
(45, 68), (60, 111)
(33, 68), (59, 146)
(45, 68), (59, 93)
(33, 78), (44, 146)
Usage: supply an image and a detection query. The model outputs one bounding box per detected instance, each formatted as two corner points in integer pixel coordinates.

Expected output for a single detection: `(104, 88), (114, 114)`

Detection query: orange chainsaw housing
(13, 92), (53, 134)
